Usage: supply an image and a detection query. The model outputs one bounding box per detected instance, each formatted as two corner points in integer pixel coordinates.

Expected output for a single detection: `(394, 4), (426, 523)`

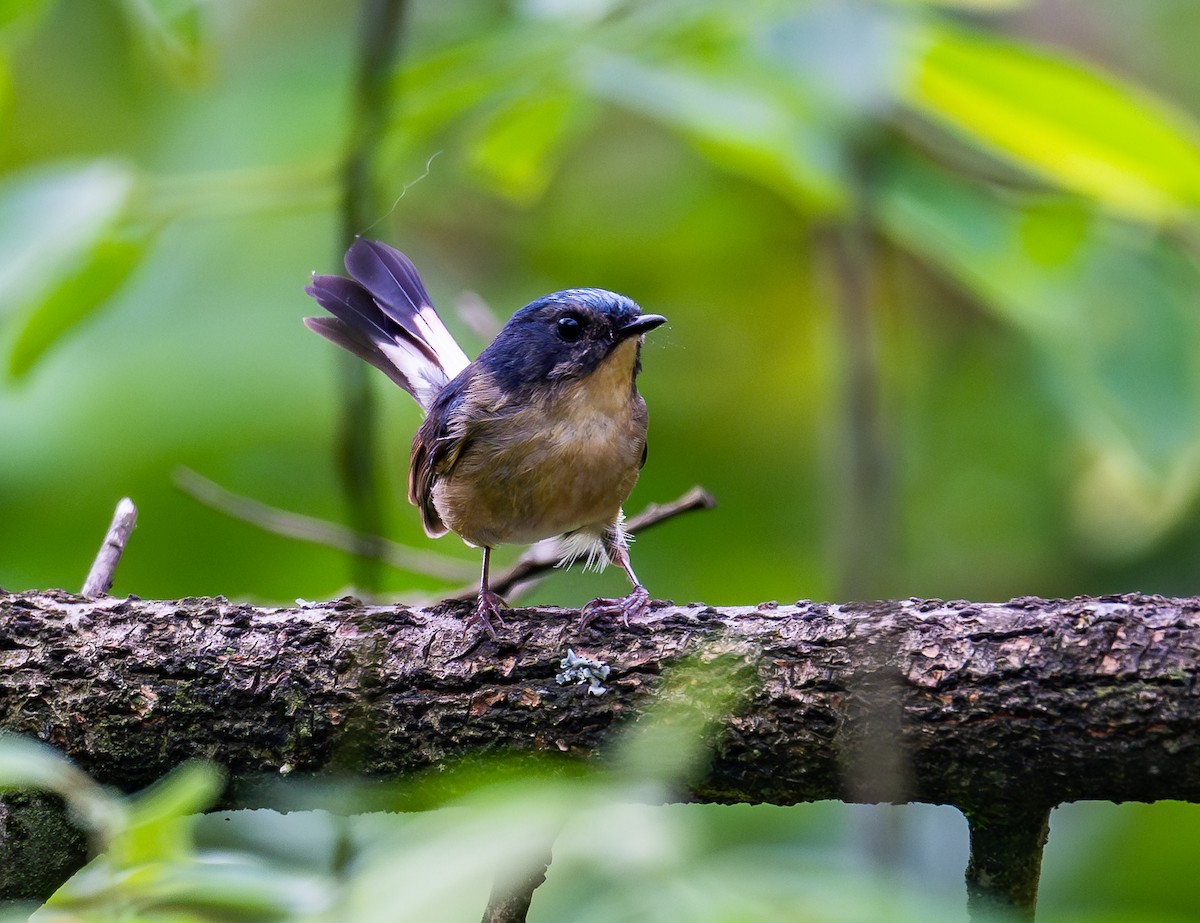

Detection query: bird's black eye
(556, 313), (587, 342)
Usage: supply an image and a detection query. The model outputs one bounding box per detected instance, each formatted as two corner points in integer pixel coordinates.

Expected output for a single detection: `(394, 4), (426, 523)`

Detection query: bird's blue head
(477, 288), (666, 396)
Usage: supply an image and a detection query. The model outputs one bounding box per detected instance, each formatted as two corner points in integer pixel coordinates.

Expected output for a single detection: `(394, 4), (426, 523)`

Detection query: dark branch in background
(174, 466), (714, 601)
(79, 498), (138, 598)
(820, 147), (897, 601)
(3, 591), (1200, 919)
(173, 467), (473, 582)
(482, 844), (554, 923)
(333, 0), (411, 592)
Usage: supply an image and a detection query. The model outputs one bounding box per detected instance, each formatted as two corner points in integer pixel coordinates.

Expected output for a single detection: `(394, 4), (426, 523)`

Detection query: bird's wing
(304, 239), (469, 411)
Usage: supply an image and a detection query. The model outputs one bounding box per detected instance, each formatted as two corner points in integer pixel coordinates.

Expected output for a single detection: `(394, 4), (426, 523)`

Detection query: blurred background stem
(335, 0), (410, 593)
(825, 147), (897, 602)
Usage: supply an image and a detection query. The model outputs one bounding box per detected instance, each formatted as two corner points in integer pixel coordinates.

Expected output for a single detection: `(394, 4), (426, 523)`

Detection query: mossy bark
(0, 793), (87, 902)
(964, 802), (1052, 921)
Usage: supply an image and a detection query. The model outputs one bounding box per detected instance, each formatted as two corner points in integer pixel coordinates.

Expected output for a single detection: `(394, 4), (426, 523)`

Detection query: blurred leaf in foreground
(0, 734), (124, 846)
(3, 658), (955, 922)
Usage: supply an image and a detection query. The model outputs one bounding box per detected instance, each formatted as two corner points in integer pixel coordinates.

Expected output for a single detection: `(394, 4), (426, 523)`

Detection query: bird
(303, 238), (666, 637)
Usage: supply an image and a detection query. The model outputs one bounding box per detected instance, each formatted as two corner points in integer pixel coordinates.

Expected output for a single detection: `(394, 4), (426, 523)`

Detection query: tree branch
(964, 802), (1051, 922)
(2, 591), (1197, 805)
(174, 467), (473, 582)
(4, 590), (1199, 915)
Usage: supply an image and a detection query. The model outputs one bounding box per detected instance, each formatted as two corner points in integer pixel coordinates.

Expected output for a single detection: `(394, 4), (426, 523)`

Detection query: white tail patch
(376, 339), (454, 411)
(411, 303), (470, 379)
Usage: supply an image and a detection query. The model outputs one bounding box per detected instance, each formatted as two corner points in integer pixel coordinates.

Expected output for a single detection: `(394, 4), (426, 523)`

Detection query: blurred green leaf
(876, 150), (1200, 551)
(582, 51), (847, 213)
(609, 655), (752, 788)
(0, 733), (90, 794)
(48, 855), (334, 921)
(0, 0), (50, 38)
(0, 160), (135, 318)
(396, 29), (557, 141)
(467, 89), (594, 203)
(113, 761), (224, 867)
(0, 51), (11, 122)
(904, 22), (1200, 222)
(118, 0), (207, 79)
(8, 230), (150, 380)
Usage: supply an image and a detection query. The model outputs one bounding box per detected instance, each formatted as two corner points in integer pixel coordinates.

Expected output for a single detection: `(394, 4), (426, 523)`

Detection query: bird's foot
(580, 585), (650, 630)
(465, 588), (507, 640)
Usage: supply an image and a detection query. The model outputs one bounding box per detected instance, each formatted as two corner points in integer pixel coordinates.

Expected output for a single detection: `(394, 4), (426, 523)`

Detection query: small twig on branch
(173, 467), (473, 582)
(80, 498), (138, 598)
(469, 486), (716, 601)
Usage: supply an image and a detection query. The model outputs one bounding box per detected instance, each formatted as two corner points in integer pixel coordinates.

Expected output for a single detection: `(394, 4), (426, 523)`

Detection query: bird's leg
(465, 546), (506, 639)
(580, 528), (650, 629)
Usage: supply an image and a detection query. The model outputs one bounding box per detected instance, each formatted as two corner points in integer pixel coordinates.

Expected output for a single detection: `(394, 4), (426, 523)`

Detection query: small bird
(303, 238), (666, 636)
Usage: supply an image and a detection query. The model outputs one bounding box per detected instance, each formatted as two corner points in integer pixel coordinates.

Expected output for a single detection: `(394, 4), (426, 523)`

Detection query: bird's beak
(618, 314), (668, 338)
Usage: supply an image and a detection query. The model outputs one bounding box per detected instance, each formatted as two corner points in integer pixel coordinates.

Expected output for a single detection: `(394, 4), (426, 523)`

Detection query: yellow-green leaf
(903, 22), (1200, 222)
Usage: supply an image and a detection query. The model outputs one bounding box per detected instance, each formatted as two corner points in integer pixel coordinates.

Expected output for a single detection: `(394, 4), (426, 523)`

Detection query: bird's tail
(303, 238), (470, 411)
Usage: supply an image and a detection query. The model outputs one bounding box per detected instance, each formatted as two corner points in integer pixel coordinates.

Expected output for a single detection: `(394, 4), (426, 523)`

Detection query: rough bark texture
(3, 589), (1200, 912)
(3, 590), (1199, 801)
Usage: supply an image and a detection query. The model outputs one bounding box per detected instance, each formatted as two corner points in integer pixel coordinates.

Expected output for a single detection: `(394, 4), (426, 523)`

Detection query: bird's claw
(580, 585), (650, 629)
(465, 588), (507, 640)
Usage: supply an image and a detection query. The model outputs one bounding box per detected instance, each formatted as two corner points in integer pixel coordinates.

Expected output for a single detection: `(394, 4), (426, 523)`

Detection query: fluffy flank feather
(555, 521), (630, 573)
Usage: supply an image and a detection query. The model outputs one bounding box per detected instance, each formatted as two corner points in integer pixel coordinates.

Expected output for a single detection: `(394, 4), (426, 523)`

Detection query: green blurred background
(4, 0), (1200, 919)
